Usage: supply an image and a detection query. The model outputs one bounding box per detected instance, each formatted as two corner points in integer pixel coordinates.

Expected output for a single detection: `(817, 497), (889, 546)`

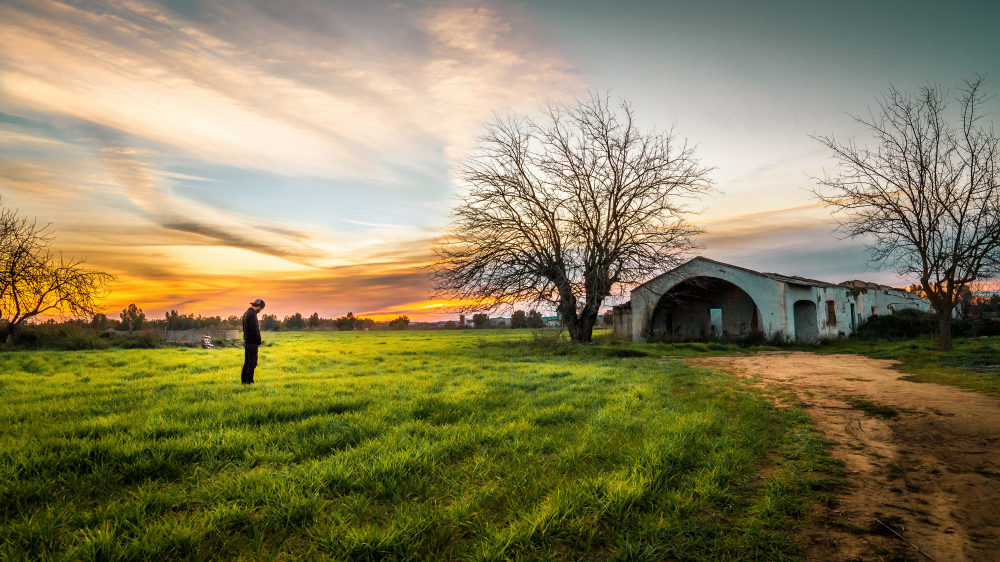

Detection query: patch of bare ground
(692, 352), (1000, 561)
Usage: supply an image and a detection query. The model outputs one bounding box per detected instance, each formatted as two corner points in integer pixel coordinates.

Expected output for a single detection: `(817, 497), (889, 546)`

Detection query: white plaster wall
(871, 289), (930, 315)
(612, 307), (633, 339)
(631, 259), (787, 342)
(627, 258), (932, 343)
(785, 285), (816, 343)
(818, 287), (856, 339)
(718, 286), (758, 336)
(782, 285), (861, 341)
(853, 288), (929, 323)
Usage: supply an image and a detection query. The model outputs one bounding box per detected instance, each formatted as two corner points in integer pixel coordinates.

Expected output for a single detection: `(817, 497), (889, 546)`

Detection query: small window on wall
(826, 301), (837, 326)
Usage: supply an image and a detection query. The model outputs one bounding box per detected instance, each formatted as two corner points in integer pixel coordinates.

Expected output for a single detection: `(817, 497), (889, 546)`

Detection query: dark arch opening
(649, 276), (762, 341)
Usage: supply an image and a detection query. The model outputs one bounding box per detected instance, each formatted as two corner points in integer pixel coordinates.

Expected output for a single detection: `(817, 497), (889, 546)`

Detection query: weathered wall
(631, 259), (787, 342)
(718, 285), (759, 336)
(165, 328), (240, 344)
(649, 279), (760, 339)
(625, 258), (932, 344)
(811, 285), (856, 340)
(855, 287), (930, 321)
(612, 305), (633, 340)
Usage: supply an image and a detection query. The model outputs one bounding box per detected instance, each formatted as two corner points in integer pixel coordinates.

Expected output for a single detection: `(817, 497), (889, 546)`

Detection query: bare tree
(0, 199), (114, 344)
(814, 77), (1000, 351)
(433, 93), (713, 343)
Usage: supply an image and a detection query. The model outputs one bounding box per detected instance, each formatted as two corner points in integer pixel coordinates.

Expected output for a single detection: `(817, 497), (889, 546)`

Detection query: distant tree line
(958, 293), (1000, 323)
(70, 307), (416, 333)
(509, 310), (545, 329)
(262, 312), (411, 332)
(904, 285), (1000, 322)
(86, 307), (241, 332)
(457, 309), (612, 330)
(169, 309), (412, 332)
(14, 299), (617, 343)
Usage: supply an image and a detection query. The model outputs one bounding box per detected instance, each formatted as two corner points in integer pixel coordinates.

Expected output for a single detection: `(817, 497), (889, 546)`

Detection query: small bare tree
(814, 77), (1000, 351)
(0, 199), (114, 344)
(433, 93), (713, 343)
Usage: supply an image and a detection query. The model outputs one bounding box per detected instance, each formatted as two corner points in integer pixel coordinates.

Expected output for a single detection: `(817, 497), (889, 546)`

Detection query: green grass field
(1, 331), (836, 560)
(816, 335), (1000, 396)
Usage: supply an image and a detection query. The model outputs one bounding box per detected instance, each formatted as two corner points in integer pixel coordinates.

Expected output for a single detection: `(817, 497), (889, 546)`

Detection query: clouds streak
(0, 0), (927, 320)
(0, 0), (585, 317)
(96, 143), (327, 263)
(1, 0), (580, 179)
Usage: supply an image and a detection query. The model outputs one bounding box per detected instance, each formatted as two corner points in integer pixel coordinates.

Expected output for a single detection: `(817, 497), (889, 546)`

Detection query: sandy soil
(693, 352), (1000, 561)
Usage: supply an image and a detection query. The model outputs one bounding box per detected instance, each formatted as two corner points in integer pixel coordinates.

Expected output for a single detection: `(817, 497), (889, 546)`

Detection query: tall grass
(0, 331), (835, 560)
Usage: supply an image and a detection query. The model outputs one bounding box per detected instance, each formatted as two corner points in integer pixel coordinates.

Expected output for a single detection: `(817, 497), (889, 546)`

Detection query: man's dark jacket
(242, 307), (262, 346)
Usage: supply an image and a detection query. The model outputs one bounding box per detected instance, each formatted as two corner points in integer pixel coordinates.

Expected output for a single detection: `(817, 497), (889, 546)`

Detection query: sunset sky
(2, 0), (998, 321)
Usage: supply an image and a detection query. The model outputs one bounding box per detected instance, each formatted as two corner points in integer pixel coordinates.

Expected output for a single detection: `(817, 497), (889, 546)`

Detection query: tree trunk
(937, 310), (953, 352)
(566, 316), (587, 343)
(577, 312), (598, 343)
(565, 317), (581, 343)
(565, 308), (600, 343)
(556, 285), (579, 341)
(555, 280), (605, 343)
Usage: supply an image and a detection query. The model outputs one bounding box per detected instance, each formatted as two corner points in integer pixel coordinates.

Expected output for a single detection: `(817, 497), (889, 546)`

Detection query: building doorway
(793, 300), (818, 344)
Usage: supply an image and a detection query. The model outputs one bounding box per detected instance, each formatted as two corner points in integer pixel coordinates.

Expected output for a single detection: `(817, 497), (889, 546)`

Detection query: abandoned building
(613, 257), (930, 344)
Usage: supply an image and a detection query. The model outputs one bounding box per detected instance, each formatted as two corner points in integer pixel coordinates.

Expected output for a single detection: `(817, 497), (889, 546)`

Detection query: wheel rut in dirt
(693, 352), (1000, 561)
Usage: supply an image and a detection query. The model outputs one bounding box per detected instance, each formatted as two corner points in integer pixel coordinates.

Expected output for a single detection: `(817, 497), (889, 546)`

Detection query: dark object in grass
(603, 348), (649, 358)
(874, 517), (940, 561)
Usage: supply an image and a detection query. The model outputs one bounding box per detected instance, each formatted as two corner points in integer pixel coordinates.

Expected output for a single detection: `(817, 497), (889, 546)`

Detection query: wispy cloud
(0, 0), (580, 179)
(3, 0), (928, 321)
(699, 203), (901, 285)
(99, 256), (439, 320)
(96, 143), (327, 264)
(0, 0), (584, 318)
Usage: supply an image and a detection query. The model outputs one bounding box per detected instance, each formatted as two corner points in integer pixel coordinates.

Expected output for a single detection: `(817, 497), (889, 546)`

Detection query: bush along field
(0, 331), (837, 560)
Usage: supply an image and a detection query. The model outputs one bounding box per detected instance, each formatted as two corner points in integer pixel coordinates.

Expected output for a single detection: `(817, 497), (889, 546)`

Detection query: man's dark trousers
(241, 344), (258, 384)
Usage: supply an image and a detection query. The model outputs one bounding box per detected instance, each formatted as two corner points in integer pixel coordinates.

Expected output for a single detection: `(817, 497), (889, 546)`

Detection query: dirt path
(693, 352), (1000, 561)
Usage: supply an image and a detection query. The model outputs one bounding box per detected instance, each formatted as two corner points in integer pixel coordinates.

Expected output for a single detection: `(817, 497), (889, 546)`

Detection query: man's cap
(251, 298), (266, 307)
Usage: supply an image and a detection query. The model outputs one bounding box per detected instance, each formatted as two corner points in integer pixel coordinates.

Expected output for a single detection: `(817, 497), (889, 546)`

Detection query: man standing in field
(241, 299), (265, 385)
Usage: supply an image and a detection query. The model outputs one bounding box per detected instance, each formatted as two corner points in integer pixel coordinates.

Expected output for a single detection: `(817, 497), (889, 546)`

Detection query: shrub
(8, 325), (111, 350)
(116, 332), (163, 349)
(954, 317), (1000, 337)
(4, 324), (167, 350)
(856, 309), (936, 339)
(855, 308), (1000, 340)
(648, 330), (786, 348)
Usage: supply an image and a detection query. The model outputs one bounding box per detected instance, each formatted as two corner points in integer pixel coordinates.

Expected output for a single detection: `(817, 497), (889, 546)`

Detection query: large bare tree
(0, 199), (114, 344)
(815, 77), (1000, 351)
(433, 93), (713, 343)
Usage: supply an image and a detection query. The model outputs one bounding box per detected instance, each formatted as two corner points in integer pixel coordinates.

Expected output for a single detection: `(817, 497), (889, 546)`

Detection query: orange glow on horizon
(360, 298), (488, 322)
(86, 264), (486, 323)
